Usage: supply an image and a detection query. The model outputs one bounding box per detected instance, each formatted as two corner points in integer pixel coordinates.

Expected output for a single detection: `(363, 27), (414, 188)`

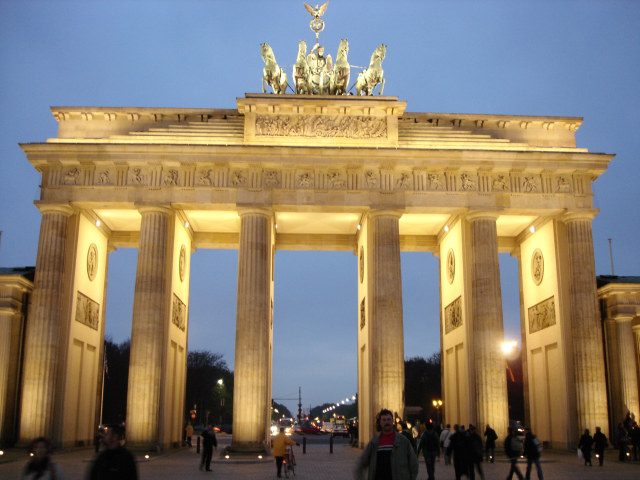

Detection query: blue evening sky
(1, 1), (638, 416)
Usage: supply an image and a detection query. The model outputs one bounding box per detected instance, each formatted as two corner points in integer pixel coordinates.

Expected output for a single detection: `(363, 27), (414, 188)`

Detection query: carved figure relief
(528, 296), (556, 334)
(255, 115), (387, 139)
(297, 172), (314, 188)
(556, 176), (572, 193)
(360, 297), (366, 329)
(129, 167), (146, 185)
(179, 245), (186, 282)
(492, 175), (509, 191)
(428, 173), (443, 190)
(359, 246), (364, 283)
(445, 296), (462, 334)
(198, 169), (213, 186)
(523, 176), (539, 192)
(460, 173), (476, 191)
(264, 170), (281, 188)
(328, 171), (346, 188)
(446, 248), (455, 284)
(164, 169), (179, 186)
(75, 291), (99, 330)
(231, 171), (247, 186)
(364, 170), (379, 187)
(64, 168), (80, 185)
(172, 294), (186, 331)
(87, 243), (98, 281)
(97, 170), (112, 185)
(396, 173), (411, 190)
(531, 248), (544, 286)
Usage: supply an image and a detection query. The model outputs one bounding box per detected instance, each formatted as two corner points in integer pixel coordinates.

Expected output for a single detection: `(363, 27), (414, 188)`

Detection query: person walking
(505, 426), (524, 480)
(592, 426), (608, 466)
(199, 424), (217, 472)
(355, 408), (419, 480)
(447, 424), (470, 480)
(615, 422), (628, 462)
(185, 422), (194, 447)
(21, 437), (66, 480)
(399, 421), (417, 452)
(578, 428), (593, 466)
(467, 425), (484, 480)
(630, 424), (640, 461)
(523, 428), (543, 480)
(418, 422), (440, 480)
(440, 424), (453, 465)
(483, 424), (497, 463)
(272, 427), (298, 478)
(87, 424), (137, 480)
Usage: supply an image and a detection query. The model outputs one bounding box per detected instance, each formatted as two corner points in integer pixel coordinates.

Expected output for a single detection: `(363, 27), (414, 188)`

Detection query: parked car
(321, 422), (335, 433)
(332, 423), (349, 437)
(298, 421), (322, 434)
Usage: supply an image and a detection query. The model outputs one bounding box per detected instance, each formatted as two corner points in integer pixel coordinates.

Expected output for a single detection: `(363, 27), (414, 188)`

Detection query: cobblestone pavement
(1, 435), (639, 479)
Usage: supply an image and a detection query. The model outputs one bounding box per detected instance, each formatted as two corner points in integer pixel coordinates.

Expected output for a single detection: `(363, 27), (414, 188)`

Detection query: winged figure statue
(304, 2), (329, 19)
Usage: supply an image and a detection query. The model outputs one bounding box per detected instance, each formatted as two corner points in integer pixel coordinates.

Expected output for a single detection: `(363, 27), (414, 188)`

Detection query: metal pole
(608, 238), (615, 275)
(303, 436), (307, 454)
(330, 434), (333, 454)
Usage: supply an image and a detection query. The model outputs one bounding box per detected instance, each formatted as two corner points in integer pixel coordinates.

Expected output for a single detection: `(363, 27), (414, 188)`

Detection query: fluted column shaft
(468, 213), (508, 438)
(19, 205), (73, 442)
(127, 207), (173, 447)
(564, 214), (608, 435)
(615, 316), (639, 417)
(232, 210), (272, 452)
(368, 211), (404, 419)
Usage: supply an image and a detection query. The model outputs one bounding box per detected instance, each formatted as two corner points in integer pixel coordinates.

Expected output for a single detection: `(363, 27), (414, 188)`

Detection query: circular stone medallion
(446, 248), (455, 284)
(87, 243), (98, 281)
(179, 245), (186, 282)
(531, 248), (544, 285)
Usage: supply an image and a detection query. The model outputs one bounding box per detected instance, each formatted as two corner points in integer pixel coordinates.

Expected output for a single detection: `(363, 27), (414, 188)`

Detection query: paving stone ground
(1, 434), (639, 479)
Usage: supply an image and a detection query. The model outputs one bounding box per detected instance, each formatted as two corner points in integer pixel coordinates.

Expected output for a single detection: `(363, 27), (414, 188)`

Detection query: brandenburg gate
(10, 90), (616, 451)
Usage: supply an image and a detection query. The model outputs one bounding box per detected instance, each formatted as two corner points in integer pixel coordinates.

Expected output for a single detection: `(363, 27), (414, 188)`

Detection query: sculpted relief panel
(172, 294), (187, 331)
(255, 114), (387, 139)
(444, 296), (463, 334)
(75, 291), (99, 330)
(528, 296), (556, 334)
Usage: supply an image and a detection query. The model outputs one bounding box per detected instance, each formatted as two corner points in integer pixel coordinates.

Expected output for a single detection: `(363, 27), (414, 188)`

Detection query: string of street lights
(322, 394), (357, 414)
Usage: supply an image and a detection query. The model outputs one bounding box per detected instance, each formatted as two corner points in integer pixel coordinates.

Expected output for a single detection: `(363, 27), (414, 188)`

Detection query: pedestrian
(272, 427), (298, 478)
(447, 424), (469, 480)
(399, 421), (417, 452)
(578, 428), (593, 466)
(592, 426), (608, 466)
(467, 425), (484, 480)
(199, 424), (217, 471)
(418, 422), (440, 480)
(185, 422), (194, 447)
(440, 424), (453, 465)
(615, 422), (628, 461)
(505, 426), (524, 480)
(483, 424), (497, 463)
(523, 428), (543, 480)
(21, 437), (66, 480)
(630, 424), (640, 461)
(355, 408), (419, 480)
(87, 424), (137, 480)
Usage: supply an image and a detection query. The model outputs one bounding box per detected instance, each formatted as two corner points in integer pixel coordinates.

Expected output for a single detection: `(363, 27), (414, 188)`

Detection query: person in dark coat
(447, 424), (470, 480)
(592, 426), (608, 466)
(614, 422), (628, 461)
(483, 424), (497, 463)
(418, 422), (440, 480)
(523, 429), (543, 479)
(630, 424), (640, 461)
(504, 427), (524, 480)
(578, 429), (593, 466)
(199, 424), (218, 471)
(87, 424), (137, 480)
(467, 425), (484, 480)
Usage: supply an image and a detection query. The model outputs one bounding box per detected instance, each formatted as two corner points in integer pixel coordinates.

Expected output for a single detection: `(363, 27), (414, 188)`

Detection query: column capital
(465, 210), (500, 222)
(136, 204), (173, 216)
(237, 207), (273, 219)
(35, 202), (74, 216)
(561, 209), (599, 223)
(367, 209), (403, 220)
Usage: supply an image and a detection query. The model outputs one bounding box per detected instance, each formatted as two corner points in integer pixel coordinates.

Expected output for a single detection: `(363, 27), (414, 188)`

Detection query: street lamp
(432, 399), (443, 427)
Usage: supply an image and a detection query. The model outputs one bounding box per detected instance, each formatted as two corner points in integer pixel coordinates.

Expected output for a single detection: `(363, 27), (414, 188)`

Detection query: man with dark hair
(200, 424), (217, 471)
(592, 426), (608, 466)
(88, 424), (137, 480)
(418, 422), (440, 480)
(355, 408), (419, 480)
(504, 426), (524, 480)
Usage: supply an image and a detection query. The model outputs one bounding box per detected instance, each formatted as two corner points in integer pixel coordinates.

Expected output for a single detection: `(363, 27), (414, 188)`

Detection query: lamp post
(432, 399), (443, 427)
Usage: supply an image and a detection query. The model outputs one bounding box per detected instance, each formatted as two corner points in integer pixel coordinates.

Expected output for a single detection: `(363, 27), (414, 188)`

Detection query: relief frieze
(163, 169), (180, 186)
(255, 114), (387, 139)
(172, 293), (186, 331)
(263, 170), (281, 188)
(427, 173), (444, 190)
(528, 296), (556, 334)
(64, 167), (81, 185)
(444, 296), (463, 334)
(460, 173), (477, 191)
(128, 167), (148, 186)
(492, 174), (509, 192)
(96, 169), (113, 185)
(75, 291), (99, 330)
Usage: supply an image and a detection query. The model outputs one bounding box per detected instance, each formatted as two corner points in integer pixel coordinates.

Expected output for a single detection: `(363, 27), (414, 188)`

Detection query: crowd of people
(577, 412), (640, 466)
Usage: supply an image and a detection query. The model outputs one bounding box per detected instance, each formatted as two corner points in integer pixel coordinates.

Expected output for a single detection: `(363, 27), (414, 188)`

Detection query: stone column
(368, 210), (404, 419)
(19, 204), (74, 442)
(232, 209), (273, 452)
(615, 316), (639, 418)
(126, 206), (173, 448)
(467, 212), (508, 438)
(563, 213), (608, 435)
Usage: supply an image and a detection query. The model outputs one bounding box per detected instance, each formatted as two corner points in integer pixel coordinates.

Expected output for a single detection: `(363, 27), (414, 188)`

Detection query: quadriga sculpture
(261, 43), (289, 94)
(355, 43), (386, 96)
(330, 38), (350, 95)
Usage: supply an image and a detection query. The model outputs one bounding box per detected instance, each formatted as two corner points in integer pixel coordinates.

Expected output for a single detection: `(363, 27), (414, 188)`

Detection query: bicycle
(283, 445), (296, 477)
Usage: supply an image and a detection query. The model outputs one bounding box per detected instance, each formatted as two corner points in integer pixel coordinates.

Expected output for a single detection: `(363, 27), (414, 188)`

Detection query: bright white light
(144, 454), (150, 460)
(184, 221), (189, 228)
(258, 455), (263, 459)
(357, 224), (361, 230)
(529, 226), (535, 233)
(217, 379), (223, 385)
(275, 223), (278, 229)
(502, 341), (518, 354)
(225, 455), (230, 459)
(96, 219), (101, 227)
(444, 225), (449, 232)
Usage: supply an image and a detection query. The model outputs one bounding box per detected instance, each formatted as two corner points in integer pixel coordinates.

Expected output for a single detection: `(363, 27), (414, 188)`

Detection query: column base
(229, 440), (269, 455)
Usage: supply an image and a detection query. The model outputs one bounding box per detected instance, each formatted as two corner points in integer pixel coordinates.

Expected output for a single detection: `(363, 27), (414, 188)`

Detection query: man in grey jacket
(355, 409), (419, 480)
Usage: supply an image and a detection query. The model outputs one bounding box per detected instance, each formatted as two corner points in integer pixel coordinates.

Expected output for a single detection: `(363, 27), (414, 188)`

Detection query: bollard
(197, 435), (201, 454)
(303, 436), (306, 454)
(330, 434), (333, 454)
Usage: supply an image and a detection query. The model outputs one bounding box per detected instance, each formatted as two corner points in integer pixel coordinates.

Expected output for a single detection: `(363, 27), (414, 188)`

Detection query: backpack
(510, 435), (523, 454)
(532, 436), (542, 454)
(426, 431), (439, 451)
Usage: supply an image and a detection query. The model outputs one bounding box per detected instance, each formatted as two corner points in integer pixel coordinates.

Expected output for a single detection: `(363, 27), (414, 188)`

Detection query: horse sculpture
(330, 38), (350, 95)
(293, 40), (311, 94)
(261, 43), (288, 94)
(355, 43), (386, 96)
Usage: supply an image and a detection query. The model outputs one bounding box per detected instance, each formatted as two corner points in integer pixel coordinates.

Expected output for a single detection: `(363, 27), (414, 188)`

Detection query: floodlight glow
(502, 341), (518, 354)
(530, 226), (535, 233)
(96, 220), (101, 227)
